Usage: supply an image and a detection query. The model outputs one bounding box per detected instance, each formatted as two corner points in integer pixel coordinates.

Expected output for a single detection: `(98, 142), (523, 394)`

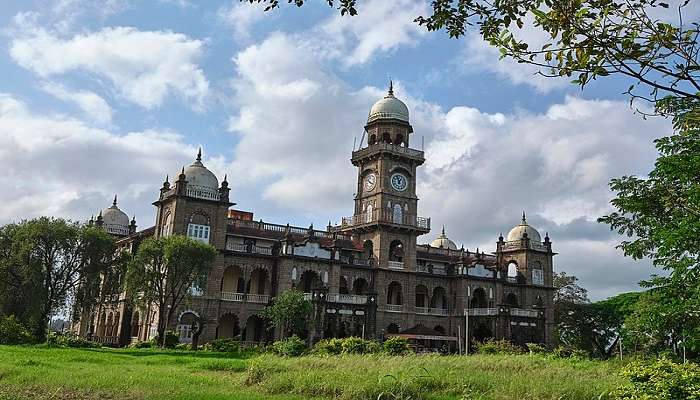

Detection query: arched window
(222, 265), (244, 294)
(505, 293), (519, 307)
(392, 203), (403, 224)
(394, 133), (404, 146)
(339, 276), (349, 294)
(161, 212), (172, 236)
(187, 223), (210, 243)
(362, 240), (373, 260)
(471, 288), (488, 308)
(291, 267), (298, 281)
(247, 269), (269, 295)
(369, 134), (377, 145)
(389, 240), (404, 262)
(431, 287), (448, 309)
(532, 261), (544, 285)
(365, 203), (373, 223)
(301, 270), (322, 292)
(353, 278), (368, 295)
(382, 131), (391, 143)
(507, 261), (518, 280)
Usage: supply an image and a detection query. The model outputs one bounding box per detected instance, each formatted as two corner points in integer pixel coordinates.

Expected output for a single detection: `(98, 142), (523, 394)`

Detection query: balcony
(339, 209), (430, 232)
(339, 255), (372, 267)
(186, 184), (221, 201)
(510, 308), (540, 318)
(352, 142), (425, 164)
(326, 294), (368, 305)
(385, 304), (404, 313)
(388, 261), (404, 270)
(220, 292), (269, 304)
(467, 307), (499, 316)
(415, 307), (449, 316)
(226, 241), (273, 255)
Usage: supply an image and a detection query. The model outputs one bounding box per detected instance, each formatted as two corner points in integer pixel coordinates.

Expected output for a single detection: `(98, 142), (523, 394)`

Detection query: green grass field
(0, 345), (627, 400)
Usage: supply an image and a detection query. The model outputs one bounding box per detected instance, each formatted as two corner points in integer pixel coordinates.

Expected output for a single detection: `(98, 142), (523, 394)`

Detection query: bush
(271, 335), (306, 357)
(205, 338), (241, 354)
(46, 332), (100, 348)
(152, 330), (179, 348)
(552, 345), (589, 359)
(175, 343), (191, 350)
(313, 338), (344, 355)
(526, 343), (547, 355)
(0, 315), (33, 345)
(383, 336), (412, 355)
(475, 339), (523, 355)
(128, 340), (154, 349)
(612, 358), (700, 400)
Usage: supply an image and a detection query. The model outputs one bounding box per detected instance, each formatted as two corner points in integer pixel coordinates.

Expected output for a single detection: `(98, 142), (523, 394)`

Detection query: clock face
(390, 173), (408, 192)
(364, 173), (376, 192)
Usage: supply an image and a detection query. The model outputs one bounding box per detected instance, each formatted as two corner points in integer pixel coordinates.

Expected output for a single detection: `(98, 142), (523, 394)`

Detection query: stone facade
(74, 86), (556, 351)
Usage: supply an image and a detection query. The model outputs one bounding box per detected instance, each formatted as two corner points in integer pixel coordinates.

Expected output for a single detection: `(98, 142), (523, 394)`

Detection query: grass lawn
(0, 345), (627, 400)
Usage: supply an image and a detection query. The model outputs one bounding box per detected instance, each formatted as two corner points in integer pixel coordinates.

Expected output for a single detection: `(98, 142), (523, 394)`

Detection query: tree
(0, 218), (116, 341)
(247, 0), (699, 108)
(262, 289), (312, 338)
(125, 235), (216, 347)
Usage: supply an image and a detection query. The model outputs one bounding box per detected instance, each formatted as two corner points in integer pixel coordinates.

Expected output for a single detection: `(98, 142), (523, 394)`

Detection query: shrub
(341, 336), (371, 354)
(383, 336), (412, 355)
(313, 338), (344, 355)
(46, 332), (100, 348)
(175, 343), (191, 350)
(205, 338), (241, 354)
(271, 335), (306, 357)
(152, 330), (179, 348)
(526, 343), (547, 355)
(128, 340), (154, 349)
(612, 358), (700, 400)
(0, 315), (33, 345)
(475, 339), (523, 355)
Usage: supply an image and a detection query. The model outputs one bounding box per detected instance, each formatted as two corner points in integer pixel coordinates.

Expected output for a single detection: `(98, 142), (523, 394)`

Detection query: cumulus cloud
(217, 1), (269, 41)
(319, 0), (428, 65)
(40, 81), (113, 124)
(10, 26), (209, 109)
(0, 93), (197, 224)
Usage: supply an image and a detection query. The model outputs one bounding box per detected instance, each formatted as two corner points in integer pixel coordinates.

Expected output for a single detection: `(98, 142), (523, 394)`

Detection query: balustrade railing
(220, 292), (269, 304)
(387, 261), (404, 270)
(228, 219), (352, 240)
(186, 185), (221, 201)
(352, 142), (425, 160)
(510, 308), (540, 318)
(339, 209), (430, 231)
(326, 294), (368, 304)
(385, 304), (404, 313)
(221, 292), (244, 302)
(467, 307), (499, 316)
(414, 307), (449, 316)
(226, 242), (273, 255)
(247, 294), (270, 304)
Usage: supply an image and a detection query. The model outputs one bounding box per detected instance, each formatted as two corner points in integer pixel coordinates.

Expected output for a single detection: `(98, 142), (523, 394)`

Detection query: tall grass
(0, 345), (625, 400)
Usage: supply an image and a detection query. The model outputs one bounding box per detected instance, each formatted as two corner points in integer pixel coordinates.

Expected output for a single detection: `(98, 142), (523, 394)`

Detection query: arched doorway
(415, 285), (428, 308)
(301, 270), (323, 292)
(244, 315), (266, 342)
(471, 288), (488, 308)
(218, 313), (240, 339)
(247, 268), (269, 295)
(387, 281), (403, 305)
(339, 276), (349, 294)
(431, 287), (448, 309)
(222, 265), (245, 293)
(353, 278), (368, 295)
(505, 293), (519, 307)
(177, 312), (198, 343)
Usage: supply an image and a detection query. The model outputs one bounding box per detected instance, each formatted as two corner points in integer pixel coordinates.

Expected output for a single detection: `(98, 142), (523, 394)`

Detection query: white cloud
(10, 26), (209, 109)
(0, 93), (197, 224)
(40, 81), (113, 124)
(217, 1), (269, 41)
(319, 0), (428, 65)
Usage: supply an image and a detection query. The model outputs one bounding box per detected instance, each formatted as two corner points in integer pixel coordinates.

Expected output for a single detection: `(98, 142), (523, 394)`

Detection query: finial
(181, 166), (185, 175)
(388, 78), (394, 96)
(165, 174), (169, 183)
(196, 147), (202, 162)
(522, 210), (526, 223)
(113, 195), (117, 206)
(131, 214), (136, 223)
(223, 174), (227, 182)
(441, 225), (445, 236)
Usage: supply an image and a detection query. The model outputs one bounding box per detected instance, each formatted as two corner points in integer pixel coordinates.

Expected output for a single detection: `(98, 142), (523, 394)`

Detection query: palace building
(73, 84), (556, 351)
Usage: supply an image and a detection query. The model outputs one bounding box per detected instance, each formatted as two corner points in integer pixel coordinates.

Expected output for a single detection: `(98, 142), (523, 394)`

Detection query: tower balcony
(351, 142), (425, 165)
(339, 209), (430, 233)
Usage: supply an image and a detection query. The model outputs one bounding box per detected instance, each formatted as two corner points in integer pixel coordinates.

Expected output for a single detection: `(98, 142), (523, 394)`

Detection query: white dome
(176, 149), (220, 200)
(506, 213), (541, 242)
(101, 196), (130, 236)
(430, 227), (458, 250)
(367, 83), (409, 123)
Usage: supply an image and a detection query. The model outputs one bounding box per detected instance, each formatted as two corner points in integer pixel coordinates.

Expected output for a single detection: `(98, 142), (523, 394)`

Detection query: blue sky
(0, 0), (679, 299)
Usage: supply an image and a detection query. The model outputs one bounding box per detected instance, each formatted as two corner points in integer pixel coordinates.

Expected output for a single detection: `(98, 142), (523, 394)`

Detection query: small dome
(367, 81), (409, 123)
(506, 212), (541, 242)
(431, 226), (458, 250)
(176, 149), (220, 200)
(101, 196), (130, 236)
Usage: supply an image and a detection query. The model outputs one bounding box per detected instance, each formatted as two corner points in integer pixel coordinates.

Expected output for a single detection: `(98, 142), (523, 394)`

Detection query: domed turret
(101, 195), (130, 236)
(506, 212), (541, 242)
(430, 226), (458, 250)
(367, 81), (409, 124)
(177, 148), (220, 200)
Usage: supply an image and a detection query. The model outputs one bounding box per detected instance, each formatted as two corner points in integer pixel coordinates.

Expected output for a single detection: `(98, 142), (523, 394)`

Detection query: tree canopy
(262, 289), (312, 338)
(126, 235), (216, 346)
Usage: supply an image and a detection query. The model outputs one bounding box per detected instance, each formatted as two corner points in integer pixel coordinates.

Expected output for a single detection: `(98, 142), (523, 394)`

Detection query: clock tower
(341, 82), (430, 271)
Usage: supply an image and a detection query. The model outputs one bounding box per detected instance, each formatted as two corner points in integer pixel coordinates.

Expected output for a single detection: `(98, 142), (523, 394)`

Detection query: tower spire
(388, 78), (394, 96)
(113, 194), (117, 206)
(522, 210), (527, 223)
(196, 147), (202, 162)
(441, 225), (445, 236)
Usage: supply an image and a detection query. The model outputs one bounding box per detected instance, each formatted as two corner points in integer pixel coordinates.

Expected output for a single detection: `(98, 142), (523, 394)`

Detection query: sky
(0, 0), (681, 300)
